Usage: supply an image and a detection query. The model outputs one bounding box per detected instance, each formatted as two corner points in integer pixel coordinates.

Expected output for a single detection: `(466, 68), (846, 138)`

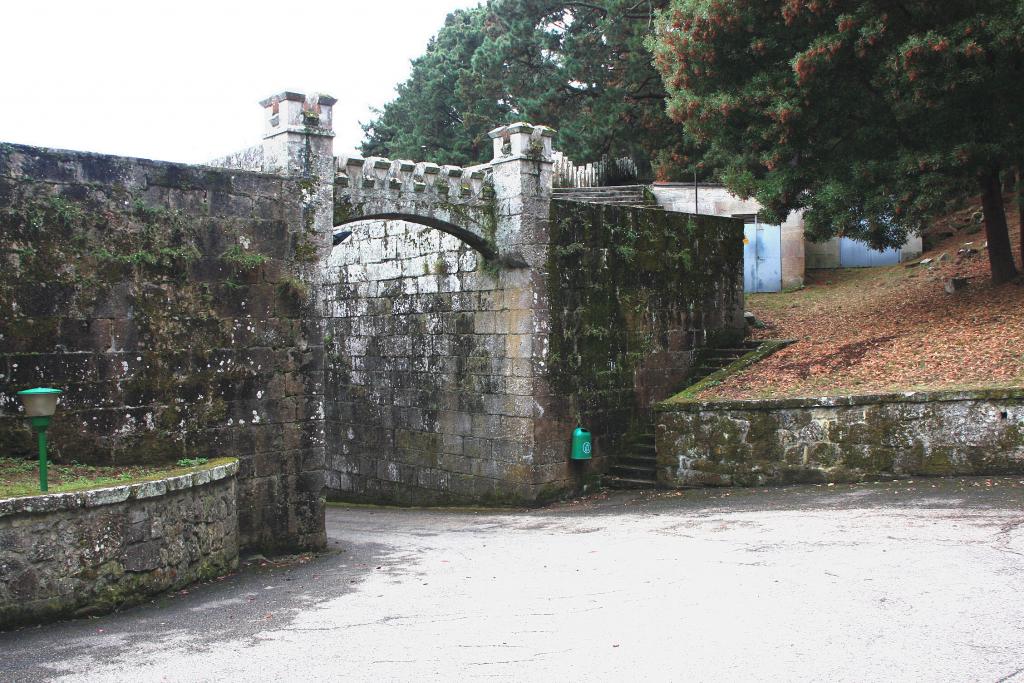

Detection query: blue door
(839, 237), (900, 267)
(743, 223), (782, 293)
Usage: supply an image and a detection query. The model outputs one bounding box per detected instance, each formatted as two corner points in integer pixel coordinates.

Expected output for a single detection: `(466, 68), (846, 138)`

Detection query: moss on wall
(656, 389), (1024, 486)
(0, 143), (327, 554)
(546, 200), (743, 451)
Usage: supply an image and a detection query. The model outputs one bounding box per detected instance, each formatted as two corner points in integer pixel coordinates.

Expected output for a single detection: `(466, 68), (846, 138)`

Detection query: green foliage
(362, 8), (494, 165)
(95, 245), (199, 269)
(362, 2), (700, 177)
(294, 238), (318, 262)
(131, 199), (172, 222)
(49, 196), (86, 226)
(650, 0), (1024, 279)
(220, 244), (268, 270)
(276, 277), (310, 305)
(0, 457), (214, 499)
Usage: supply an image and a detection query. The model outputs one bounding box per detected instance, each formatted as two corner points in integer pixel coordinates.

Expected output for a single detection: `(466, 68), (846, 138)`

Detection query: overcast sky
(0, 0), (479, 163)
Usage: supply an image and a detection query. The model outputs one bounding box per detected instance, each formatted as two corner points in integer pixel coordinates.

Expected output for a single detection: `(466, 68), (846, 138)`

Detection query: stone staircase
(552, 185), (660, 208)
(601, 339), (764, 490)
(603, 430), (659, 489)
(687, 339), (763, 386)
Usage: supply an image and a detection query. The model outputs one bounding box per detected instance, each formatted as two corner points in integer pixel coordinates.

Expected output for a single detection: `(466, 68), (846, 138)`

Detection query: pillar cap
(260, 91), (337, 108)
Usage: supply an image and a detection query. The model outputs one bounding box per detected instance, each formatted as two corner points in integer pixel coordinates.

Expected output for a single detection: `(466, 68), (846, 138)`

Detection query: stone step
(603, 475), (659, 490)
(555, 189), (645, 195)
(611, 461), (656, 475)
(562, 198), (657, 205)
(704, 355), (745, 364)
(557, 189), (645, 194)
(615, 455), (656, 468)
(552, 186), (659, 208)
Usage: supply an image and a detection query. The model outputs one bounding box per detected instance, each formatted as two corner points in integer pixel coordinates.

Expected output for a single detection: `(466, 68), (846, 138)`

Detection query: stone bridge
(333, 122), (555, 265)
(0, 89), (743, 553)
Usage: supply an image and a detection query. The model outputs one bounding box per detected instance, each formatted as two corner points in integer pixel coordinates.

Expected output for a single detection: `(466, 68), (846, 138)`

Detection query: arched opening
(333, 212), (497, 260)
(320, 215), (527, 505)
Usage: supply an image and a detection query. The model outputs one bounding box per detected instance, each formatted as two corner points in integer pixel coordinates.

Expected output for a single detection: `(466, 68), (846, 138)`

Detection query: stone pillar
(259, 91), (337, 252)
(487, 123), (576, 497)
(257, 91), (337, 550)
(487, 122), (555, 261)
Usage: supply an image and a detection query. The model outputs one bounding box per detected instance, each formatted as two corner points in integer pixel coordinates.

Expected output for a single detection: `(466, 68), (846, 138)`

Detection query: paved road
(3, 477), (1024, 682)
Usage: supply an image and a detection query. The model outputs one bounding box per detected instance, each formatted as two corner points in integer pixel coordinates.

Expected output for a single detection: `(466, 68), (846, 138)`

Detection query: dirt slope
(700, 199), (1024, 399)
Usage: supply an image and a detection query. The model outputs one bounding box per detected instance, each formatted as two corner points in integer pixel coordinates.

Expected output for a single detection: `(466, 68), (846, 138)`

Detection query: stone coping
(0, 459), (238, 519)
(1, 141), (288, 182)
(656, 387), (1024, 413)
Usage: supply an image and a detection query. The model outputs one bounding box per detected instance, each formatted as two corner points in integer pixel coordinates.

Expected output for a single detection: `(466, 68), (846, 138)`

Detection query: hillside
(699, 199), (1024, 400)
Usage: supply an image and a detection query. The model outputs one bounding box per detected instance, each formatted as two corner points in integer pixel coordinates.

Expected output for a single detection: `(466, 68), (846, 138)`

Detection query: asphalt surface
(3, 477), (1024, 682)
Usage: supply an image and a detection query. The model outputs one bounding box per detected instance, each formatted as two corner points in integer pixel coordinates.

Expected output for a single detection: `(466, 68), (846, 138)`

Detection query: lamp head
(16, 387), (62, 418)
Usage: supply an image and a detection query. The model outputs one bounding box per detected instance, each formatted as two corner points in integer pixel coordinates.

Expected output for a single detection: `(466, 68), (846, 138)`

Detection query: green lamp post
(16, 387), (62, 492)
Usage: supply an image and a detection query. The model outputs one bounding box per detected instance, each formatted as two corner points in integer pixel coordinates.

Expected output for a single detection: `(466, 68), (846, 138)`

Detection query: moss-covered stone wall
(0, 460), (239, 629)
(656, 389), (1024, 486)
(0, 143), (325, 553)
(546, 199), (743, 460)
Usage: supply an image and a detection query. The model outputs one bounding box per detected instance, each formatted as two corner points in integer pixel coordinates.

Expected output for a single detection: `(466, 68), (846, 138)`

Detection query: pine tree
(361, 8), (500, 166)
(362, 1), (701, 179)
(650, 0), (1024, 283)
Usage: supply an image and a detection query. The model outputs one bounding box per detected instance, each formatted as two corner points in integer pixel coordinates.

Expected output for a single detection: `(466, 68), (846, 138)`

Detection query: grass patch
(0, 456), (234, 500)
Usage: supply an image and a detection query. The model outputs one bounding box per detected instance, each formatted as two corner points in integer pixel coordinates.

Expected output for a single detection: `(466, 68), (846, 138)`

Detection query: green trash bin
(571, 427), (592, 460)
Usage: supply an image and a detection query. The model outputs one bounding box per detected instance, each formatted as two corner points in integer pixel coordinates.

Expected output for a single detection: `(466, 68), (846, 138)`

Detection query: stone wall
(0, 460), (239, 629)
(323, 219), (542, 504)
(321, 136), (747, 504)
(547, 200), (744, 461)
(321, 124), (574, 506)
(0, 143), (326, 553)
(1, 106), (752, 525)
(656, 389), (1024, 487)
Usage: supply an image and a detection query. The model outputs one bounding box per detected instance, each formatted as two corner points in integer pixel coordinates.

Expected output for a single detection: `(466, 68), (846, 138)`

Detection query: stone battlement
(335, 155), (493, 200)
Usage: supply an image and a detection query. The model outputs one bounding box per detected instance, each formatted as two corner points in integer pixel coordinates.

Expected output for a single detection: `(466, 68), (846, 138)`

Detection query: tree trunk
(1018, 161), (1023, 271)
(980, 166), (1018, 284)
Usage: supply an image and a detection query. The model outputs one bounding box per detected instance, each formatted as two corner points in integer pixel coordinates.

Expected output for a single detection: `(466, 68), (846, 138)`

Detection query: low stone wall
(656, 389), (1024, 486)
(0, 460), (239, 629)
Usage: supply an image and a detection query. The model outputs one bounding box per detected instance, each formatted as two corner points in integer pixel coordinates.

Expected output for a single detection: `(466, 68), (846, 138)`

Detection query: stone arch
(320, 210), (541, 506)
(334, 155), (498, 257)
(333, 212), (497, 260)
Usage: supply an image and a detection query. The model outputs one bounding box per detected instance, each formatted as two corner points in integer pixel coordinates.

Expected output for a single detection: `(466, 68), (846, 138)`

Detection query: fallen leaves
(701, 199), (1024, 399)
